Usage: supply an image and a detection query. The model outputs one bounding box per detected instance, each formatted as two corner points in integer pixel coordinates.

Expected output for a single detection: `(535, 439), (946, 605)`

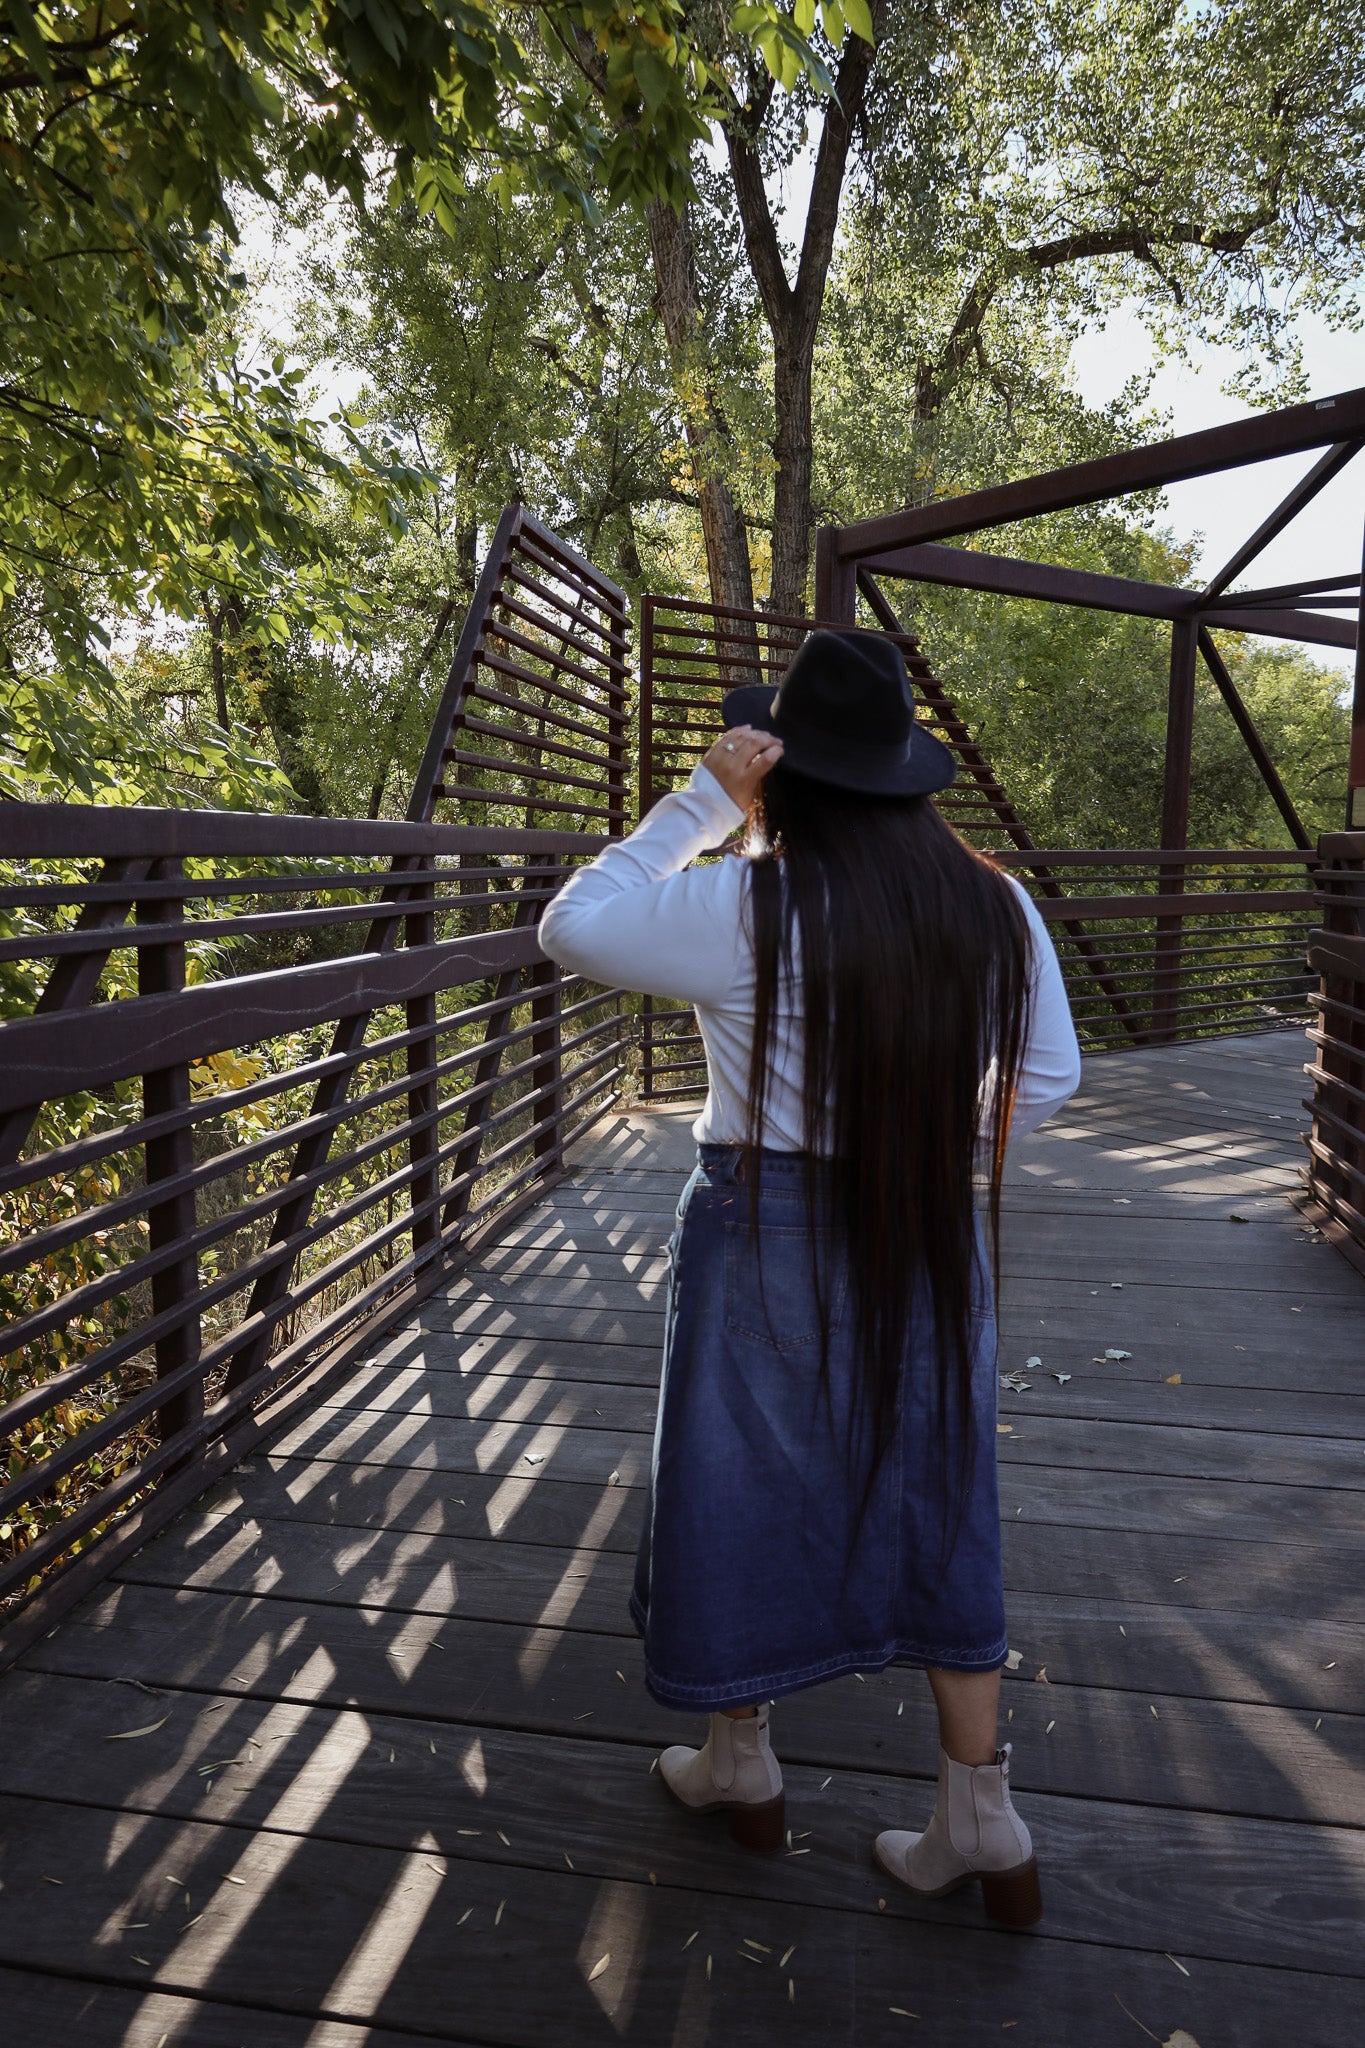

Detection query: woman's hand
(701, 725), (784, 810)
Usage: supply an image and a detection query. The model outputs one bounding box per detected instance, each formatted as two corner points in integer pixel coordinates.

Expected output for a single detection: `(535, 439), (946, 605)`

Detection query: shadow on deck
(0, 1031), (1361, 2046)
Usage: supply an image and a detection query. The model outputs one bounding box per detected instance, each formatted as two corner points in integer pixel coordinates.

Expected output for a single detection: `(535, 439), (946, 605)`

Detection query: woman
(538, 629), (1080, 1928)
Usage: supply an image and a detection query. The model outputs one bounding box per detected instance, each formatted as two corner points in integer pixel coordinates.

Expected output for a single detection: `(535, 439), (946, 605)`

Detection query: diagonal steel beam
(1199, 440), (1363, 603)
(857, 573), (1144, 1043)
(1196, 629), (1313, 852)
(829, 386), (1365, 557)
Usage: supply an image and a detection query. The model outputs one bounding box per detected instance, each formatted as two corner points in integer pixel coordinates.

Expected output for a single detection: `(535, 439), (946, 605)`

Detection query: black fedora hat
(721, 629), (956, 798)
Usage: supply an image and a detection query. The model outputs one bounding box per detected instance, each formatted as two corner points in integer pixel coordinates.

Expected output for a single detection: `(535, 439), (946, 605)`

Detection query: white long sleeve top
(539, 763), (1082, 1154)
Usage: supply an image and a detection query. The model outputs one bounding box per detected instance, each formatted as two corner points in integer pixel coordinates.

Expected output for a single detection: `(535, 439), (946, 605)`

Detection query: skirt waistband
(697, 1142), (828, 1181)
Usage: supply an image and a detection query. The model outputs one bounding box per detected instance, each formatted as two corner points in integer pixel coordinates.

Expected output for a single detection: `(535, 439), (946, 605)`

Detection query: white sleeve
(537, 763), (747, 1005)
(1005, 879), (1083, 1141)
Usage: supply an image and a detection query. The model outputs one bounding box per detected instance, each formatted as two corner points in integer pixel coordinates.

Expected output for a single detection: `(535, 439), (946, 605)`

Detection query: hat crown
(773, 630), (913, 745)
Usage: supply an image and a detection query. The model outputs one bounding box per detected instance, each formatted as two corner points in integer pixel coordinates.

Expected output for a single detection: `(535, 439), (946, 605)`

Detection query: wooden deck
(1, 1030), (1361, 2046)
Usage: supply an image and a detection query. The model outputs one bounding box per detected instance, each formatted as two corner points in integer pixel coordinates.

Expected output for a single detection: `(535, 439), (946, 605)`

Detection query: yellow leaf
(104, 1716), (169, 1741)
(1165, 1373), (1182, 1384)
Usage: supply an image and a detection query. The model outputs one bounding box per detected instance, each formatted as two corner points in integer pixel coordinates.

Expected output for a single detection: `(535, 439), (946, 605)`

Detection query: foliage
(918, 544), (1351, 852)
(0, 656), (297, 812)
(0, 0), (837, 675)
(644, 0), (1365, 607)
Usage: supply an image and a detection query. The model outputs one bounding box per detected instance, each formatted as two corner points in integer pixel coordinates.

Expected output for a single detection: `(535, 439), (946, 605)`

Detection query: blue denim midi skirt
(629, 1144), (1008, 1710)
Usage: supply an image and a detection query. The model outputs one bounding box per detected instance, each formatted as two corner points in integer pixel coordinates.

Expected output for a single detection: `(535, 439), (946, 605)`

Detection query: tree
(638, 0), (1365, 614)
(0, 0), (829, 675)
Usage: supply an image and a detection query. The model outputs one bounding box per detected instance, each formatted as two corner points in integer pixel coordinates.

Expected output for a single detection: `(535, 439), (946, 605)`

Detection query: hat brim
(720, 683), (958, 799)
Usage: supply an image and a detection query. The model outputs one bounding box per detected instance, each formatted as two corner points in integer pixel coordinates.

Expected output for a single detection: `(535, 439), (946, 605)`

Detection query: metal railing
(639, 847), (1318, 1095)
(640, 593), (1029, 848)
(1301, 832), (1365, 1274)
(636, 594), (1318, 1083)
(0, 808), (627, 1663)
(0, 506), (633, 1667)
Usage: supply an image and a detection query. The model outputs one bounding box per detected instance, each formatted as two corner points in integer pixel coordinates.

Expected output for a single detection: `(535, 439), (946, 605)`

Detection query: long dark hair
(742, 761), (1032, 1545)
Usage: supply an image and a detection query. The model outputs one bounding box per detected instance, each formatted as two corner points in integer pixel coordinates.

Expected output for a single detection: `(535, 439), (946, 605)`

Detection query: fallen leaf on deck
(587, 1953), (611, 1982)
(1005, 1649), (1023, 1670)
(1052, 1373), (1072, 1385)
(1163, 2033), (1201, 2047)
(1024, 1355), (1042, 1368)
(105, 1718), (169, 1741)
(1105, 1348), (1131, 1360)
(524, 1452), (544, 1465)
(1165, 1373), (1182, 1384)
(996, 1423), (1013, 1434)
(1229, 1212), (1250, 1223)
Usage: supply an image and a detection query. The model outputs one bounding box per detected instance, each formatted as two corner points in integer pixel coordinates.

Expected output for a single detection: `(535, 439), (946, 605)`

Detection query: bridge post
(1152, 617), (1198, 1042)
(405, 870), (441, 1271)
(530, 954), (564, 1174)
(1349, 516), (1365, 830)
(814, 527), (857, 622)
(137, 860), (204, 1449)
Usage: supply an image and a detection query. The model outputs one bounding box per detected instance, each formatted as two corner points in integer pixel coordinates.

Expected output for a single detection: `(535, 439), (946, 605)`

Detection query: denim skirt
(629, 1144), (1008, 1710)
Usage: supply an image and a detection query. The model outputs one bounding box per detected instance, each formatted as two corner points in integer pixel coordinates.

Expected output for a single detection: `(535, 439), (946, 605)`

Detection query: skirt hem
(628, 1590), (1008, 1711)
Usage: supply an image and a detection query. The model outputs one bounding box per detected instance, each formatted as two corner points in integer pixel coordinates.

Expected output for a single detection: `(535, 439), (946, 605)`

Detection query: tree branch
(917, 214), (1274, 418)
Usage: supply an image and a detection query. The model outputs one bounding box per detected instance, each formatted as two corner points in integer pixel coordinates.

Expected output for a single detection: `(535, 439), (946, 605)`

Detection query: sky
(252, 172), (1362, 678)
(1068, 306), (1363, 632)
(759, 142), (1362, 678)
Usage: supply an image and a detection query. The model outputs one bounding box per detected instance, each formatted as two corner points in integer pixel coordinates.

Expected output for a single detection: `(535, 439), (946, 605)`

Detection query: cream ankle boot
(659, 1704), (786, 1851)
(874, 1743), (1042, 1926)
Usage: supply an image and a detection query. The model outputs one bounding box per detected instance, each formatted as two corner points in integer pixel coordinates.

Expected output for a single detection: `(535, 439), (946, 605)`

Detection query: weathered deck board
(2, 1028), (1362, 2046)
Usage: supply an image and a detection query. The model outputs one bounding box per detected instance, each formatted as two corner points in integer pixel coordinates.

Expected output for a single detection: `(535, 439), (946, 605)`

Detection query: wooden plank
(0, 1968), (445, 2048)
(118, 1504), (1362, 1629)
(262, 1400), (651, 1487)
(5, 1661), (1361, 1846)
(27, 1577), (1359, 1715)
(469, 1230), (1363, 1306)
(994, 1413), (1365, 1488)
(355, 1308), (1358, 1400)
(996, 1279), (1363, 1341)
(0, 1682), (1362, 1960)
(996, 1377), (1363, 1440)
(355, 1325), (667, 1386)
(265, 1387), (1365, 1492)
(315, 1347), (1362, 1443)
(438, 1272), (1365, 1341)
(0, 1793), (1358, 2046)
(314, 1358), (662, 1431)
(218, 1451), (1365, 1556)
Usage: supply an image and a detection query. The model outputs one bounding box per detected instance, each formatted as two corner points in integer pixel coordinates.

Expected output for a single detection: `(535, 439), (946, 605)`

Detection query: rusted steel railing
(636, 594), (1317, 1084)
(639, 846), (1318, 1097)
(0, 808), (628, 1664)
(1301, 831), (1365, 1274)
(0, 509), (633, 1668)
(414, 504), (631, 832)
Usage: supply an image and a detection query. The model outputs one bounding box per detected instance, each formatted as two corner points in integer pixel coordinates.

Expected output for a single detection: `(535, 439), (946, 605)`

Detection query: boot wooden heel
(979, 1857), (1043, 1928)
(729, 1792), (785, 1852)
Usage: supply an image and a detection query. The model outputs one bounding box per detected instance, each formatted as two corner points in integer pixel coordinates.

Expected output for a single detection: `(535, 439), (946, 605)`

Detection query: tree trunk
(645, 198), (756, 618)
(769, 343), (815, 620)
(204, 598), (230, 728)
(724, 6), (883, 619)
